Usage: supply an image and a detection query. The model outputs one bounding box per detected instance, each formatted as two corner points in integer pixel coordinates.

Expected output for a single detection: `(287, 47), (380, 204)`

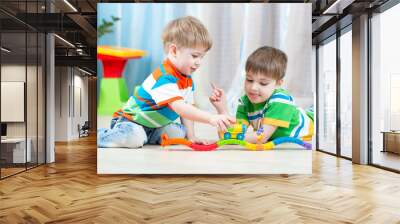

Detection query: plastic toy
(97, 46), (146, 115)
(161, 120), (312, 151)
(161, 134), (312, 151)
(161, 134), (192, 147)
(255, 126), (265, 150)
(219, 122), (247, 140)
(161, 134), (218, 151)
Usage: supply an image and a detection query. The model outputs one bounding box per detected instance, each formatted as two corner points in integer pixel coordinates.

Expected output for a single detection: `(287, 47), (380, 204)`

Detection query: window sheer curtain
(98, 3), (312, 114)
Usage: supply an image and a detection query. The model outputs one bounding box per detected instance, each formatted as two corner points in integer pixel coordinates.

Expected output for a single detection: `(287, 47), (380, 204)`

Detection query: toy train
(218, 122), (247, 140)
(161, 121), (312, 151)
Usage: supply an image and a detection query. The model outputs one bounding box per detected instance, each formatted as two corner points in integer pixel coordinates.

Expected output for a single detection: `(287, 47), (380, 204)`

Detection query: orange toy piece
(161, 134), (192, 147)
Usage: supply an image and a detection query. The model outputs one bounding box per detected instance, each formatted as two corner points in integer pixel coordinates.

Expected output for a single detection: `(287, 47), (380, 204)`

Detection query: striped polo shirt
(236, 88), (314, 141)
(113, 59), (194, 128)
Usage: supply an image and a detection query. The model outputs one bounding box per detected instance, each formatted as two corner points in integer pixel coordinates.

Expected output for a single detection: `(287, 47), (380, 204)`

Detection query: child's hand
(245, 132), (259, 144)
(189, 137), (214, 145)
(208, 114), (236, 132)
(209, 83), (228, 114)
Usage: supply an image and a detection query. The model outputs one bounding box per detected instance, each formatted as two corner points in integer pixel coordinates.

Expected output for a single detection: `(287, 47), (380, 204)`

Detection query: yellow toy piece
(97, 46), (146, 58)
(244, 141), (275, 151)
(219, 122), (247, 140)
(263, 142), (274, 150)
(244, 142), (257, 150)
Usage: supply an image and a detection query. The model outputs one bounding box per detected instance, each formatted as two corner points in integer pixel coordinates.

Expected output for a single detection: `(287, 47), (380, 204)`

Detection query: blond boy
(98, 16), (235, 148)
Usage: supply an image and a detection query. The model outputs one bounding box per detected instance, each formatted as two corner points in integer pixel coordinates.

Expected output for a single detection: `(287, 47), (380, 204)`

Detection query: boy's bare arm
(170, 99), (235, 132)
(180, 117), (194, 139)
(170, 100), (210, 123)
(209, 83), (229, 114)
(245, 124), (278, 144)
(180, 117), (212, 145)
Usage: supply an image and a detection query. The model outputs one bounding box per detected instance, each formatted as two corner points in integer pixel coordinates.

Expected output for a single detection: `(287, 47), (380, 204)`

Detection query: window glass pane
(318, 37), (337, 154)
(371, 3), (400, 171)
(340, 29), (352, 158)
(1, 5), (27, 178)
(38, 32), (45, 165)
(27, 31), (38, 169)
(0, 0), (46, 179)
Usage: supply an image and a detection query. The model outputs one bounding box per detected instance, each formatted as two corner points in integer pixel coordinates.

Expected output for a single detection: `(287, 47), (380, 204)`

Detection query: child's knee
(163, 123), (186, 139)
(118, 122), (147, 148)
(98, 122), (147, 148)
(127, 132), (147, 148)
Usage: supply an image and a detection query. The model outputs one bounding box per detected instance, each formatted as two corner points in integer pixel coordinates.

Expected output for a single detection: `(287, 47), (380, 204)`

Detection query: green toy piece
(217, 139), (246, 147)
(98, 78), (129, 115)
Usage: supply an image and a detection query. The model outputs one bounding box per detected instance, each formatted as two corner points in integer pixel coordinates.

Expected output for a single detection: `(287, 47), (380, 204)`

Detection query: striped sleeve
(235, 97), (249, 126)
(263, 93), (296, 128)
(143, 74), (183, 106)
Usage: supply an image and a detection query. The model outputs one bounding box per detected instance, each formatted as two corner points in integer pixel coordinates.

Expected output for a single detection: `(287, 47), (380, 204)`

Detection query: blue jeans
(98, 117), (186, 148)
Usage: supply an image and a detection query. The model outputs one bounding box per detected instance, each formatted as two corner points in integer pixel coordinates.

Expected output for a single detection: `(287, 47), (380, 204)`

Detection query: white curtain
(98, 3), (313, 114)
(189, 3), (312, 113)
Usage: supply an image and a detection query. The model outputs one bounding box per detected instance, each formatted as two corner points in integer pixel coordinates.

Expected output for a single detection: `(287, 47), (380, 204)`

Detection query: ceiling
(311, 0), (390, 44)
(0, 0), (98, 74)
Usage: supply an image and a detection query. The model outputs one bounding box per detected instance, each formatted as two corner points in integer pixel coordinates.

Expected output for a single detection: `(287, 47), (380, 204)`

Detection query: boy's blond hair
(245, 46), (287, 80)
(162, 16), (212, 52)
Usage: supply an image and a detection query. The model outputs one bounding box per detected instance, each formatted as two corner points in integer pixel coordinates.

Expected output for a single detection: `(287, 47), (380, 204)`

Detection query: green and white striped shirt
(236, 88), (314, 141)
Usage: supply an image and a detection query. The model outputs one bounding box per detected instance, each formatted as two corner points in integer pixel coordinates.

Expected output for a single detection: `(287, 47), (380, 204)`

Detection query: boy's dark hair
(245, 46), (287, 80)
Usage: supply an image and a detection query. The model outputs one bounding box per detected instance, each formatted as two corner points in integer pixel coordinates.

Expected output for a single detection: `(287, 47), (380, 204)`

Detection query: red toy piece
(189, 143), (218, 151)
(97, 46), (145, 78)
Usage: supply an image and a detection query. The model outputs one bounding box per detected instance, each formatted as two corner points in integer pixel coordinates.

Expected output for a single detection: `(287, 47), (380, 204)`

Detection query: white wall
(54, 67), (89, 141)
(1, 65), (26, 139)
(55, 67), (68, 141)
(73, 73), (89, 138)
(1, 65), (38, 138)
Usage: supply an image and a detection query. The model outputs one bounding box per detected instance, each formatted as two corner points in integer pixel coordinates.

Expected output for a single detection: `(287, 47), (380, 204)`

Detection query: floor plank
(1, 135), (400, 223)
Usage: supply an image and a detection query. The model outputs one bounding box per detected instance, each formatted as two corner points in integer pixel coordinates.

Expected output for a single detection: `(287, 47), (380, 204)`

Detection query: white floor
(97, 116), (312, 174)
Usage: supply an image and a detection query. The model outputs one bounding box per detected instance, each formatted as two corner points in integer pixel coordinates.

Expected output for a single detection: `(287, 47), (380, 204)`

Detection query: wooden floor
(373, 150), (400, 171)
(1, 167), (26, 178)
(1, 135), (400, 223)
